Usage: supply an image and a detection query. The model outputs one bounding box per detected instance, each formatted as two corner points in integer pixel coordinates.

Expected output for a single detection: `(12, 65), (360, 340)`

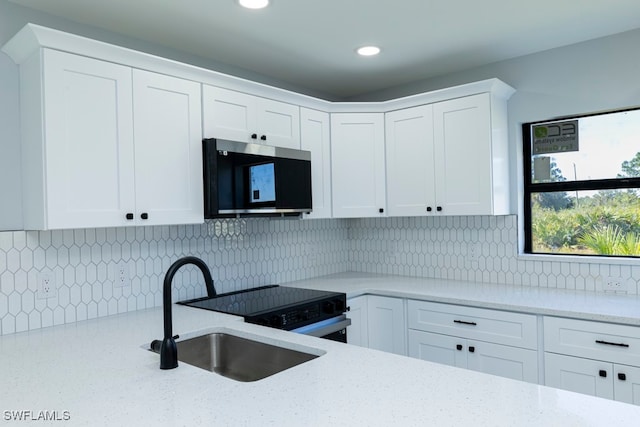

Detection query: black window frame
(522, 106), (640, 256)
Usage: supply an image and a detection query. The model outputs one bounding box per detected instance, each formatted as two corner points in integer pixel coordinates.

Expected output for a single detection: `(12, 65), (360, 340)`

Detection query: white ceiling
(10, 0), (640, 99)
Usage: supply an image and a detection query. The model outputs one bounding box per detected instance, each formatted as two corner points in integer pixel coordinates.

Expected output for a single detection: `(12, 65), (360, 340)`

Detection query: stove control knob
(323, 301), (336, 314)
(333, 299), (345, 312)
(270, 315), (284, 328)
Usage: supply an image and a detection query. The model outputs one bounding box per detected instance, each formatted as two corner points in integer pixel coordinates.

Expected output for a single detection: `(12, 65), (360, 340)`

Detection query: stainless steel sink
(175, 332), (321, 382)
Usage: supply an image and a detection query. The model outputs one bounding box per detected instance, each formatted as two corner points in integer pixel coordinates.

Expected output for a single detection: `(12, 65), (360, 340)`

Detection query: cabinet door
(346, 296), (368, 347)
(202, 85), (256, 143)
(330, 113), (386, 218)
(467, 341), (538, 383)
(614, 364), (640, 405)
(385, 105), (436, 216)
(408, 329), (466, 368)
(545, 353), (614, 400)
(301, 108), (331, 219)
(132, 70), (203, 226)
(40, 49), (135, 229)
(256, 98), (300, 149)
(367, 295), (406, 355)
(433, 93), (493, 215)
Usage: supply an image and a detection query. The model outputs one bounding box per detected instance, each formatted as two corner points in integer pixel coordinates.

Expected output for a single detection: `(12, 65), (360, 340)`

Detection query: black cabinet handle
(595, 340), (629, 348)
(436, 206), (443, 212)
(125, 213), (134, 220)
(618, 373), (627, 381)
(454, 320), (477, 326)
(379, 208), (384, 213)
(426, 207), (432, 212)
(140, 213), (149, 220)
(468, 346), (475, 353)
(260, 135), (267, 141)
(251, 133), (257, 139)
(456, 344), (463, 351)
(599, 370), (607, 378)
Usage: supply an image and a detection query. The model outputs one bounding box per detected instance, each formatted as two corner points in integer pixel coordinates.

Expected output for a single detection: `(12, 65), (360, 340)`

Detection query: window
(523, 107), (640, 257)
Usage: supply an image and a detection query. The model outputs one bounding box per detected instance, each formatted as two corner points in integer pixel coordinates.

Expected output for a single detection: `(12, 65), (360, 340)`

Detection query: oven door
(291, 314), (351, 343)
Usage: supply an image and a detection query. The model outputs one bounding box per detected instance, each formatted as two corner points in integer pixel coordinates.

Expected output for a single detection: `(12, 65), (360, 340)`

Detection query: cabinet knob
(456, 344), (463, 351)
(140, 213), (149, 220)
(260, 135), (267, 141)
(251, 133), (257, 139)
(426, 207), (432, 212)
(436, 206), (443, 212)
(468, 346), (475, 353)
(379, 208), (384, 213)
(125, 213), (134, 220)
(618, 373), (627, 381)
(599, 370), (607, 378)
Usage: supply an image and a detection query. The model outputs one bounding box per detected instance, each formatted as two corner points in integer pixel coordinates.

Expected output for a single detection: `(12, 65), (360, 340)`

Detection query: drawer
(544, 316), (640, 366)
(408, 300), (538, 350)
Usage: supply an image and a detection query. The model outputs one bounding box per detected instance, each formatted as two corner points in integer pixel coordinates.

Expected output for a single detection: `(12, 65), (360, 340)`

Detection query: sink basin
(175, 332), (321, 382)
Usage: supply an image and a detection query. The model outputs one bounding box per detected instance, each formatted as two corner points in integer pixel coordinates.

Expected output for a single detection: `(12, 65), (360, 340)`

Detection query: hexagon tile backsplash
(1, 215), (638, 335)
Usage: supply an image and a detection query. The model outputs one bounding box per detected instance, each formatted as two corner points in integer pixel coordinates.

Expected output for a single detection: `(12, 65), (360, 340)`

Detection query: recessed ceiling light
(238, 0), (270, 9)
(357, 46), (381, 57)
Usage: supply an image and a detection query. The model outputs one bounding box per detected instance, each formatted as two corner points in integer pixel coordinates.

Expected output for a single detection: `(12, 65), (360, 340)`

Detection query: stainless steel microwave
(203, 139), (312, 218)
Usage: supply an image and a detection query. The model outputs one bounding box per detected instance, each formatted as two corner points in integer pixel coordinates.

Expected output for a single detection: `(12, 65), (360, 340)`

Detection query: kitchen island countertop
(2, 278), (640, 426)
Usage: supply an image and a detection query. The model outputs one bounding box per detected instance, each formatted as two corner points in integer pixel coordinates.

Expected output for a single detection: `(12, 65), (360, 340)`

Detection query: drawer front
(408, 300), (538, 349)
(544, 316), (640, 366)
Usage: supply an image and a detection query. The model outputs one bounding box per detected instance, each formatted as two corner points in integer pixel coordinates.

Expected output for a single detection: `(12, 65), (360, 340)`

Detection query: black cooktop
(177, 285), (344, 317)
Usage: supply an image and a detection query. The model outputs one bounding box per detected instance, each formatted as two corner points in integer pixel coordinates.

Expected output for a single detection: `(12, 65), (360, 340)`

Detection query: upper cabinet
(386, 92), (511, 217)
(330, 113), (386, 218)
(16, 48), (203, 230)
(202, 85), (301, 149)
(300, 108), (332, 219)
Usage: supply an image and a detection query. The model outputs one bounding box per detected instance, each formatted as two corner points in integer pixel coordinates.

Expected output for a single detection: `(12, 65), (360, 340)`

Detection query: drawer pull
(599, 370), (607, 378)
(454, 320), (477, 326)
(618, 373), (627, 381)
(456, 344), (463, 351)
(595, 340), (629, 348)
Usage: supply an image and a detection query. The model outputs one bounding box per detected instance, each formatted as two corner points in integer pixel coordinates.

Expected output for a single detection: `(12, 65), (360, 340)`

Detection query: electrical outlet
(37, 271), (57, 299)
(114, 262), (130, 288)
(602, 276), (627, 293)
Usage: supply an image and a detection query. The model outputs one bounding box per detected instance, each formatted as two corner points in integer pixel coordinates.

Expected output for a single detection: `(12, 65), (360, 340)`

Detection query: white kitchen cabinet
(300, 108), (332, 219)
(16, 49), (203, 230)
(346, 296), (369, 347)
(202, 85), (300, 149)
(385, 93), (511, 217)
(407, 300), (538, 383)
(132, 69), (203, 226)
(367, 295), (406, 355)
(346, 295), (406, 355)
(409, 330), (538, 383)
(544, 316), (640, 405)
(330, 113), (386, 218)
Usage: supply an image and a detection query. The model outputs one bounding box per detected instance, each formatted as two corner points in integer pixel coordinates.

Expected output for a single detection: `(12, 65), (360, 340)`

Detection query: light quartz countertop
(286, 272), (640, 325)
(2, 273), (640, 426)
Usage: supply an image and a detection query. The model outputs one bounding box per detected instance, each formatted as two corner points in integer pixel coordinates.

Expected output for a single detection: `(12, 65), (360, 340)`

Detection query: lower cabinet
(544, 316), (640, 405)
(346, 295), (406, 356)
(409, 330), (538, 383)
(407, 300), (539, 383)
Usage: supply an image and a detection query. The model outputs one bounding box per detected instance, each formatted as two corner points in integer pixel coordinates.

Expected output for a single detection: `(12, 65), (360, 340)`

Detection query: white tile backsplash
(1, 214), (638, 335)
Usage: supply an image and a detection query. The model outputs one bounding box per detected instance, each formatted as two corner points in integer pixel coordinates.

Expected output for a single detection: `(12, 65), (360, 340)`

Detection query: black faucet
(156, 256), (216, 370)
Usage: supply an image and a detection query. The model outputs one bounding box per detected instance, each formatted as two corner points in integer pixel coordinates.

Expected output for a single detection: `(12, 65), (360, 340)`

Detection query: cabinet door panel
(385, 105), (435, 216)
(614, 364), (640, 405)
(433, 93), (493, 215)
(43, 49), (134, 229)
(408, 330), (466, 368)
(133, 70), (203, 225)
(367, 295), (405, 355)
(301, 108), (331, 218)
(346, 296), (368, 347)
(330, 113), (385, 218)
(545, 353), (614, 400)
(257, 98), (300, 149)
(202, 85), (255, 142)
(467, 341), (538, 383)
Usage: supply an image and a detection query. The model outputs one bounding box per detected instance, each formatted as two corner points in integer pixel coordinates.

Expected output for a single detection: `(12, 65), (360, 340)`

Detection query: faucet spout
(159, 256), (216, 370)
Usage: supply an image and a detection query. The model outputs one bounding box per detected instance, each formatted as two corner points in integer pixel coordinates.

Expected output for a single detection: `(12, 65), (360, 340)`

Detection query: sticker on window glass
(533, 156), (551, 181)
(532, 120), (579, 154)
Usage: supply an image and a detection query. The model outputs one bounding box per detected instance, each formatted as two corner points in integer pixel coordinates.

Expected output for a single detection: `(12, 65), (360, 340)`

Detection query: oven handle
(291, 314), (352, 337)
